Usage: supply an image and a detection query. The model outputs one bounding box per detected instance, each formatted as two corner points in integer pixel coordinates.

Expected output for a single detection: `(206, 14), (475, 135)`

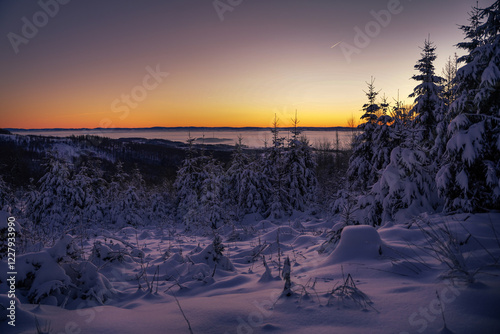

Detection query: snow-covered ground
(1, 211), (500, 334)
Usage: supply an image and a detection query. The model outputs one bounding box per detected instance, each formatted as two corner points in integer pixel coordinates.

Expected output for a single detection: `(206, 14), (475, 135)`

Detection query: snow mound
(47, 235), (81, 263)
(89, 241), (133, 265)
(326, 225), (382, 263)
(63, 261), (116, 305)
(0, 235), (116, 307)
(189, 242), (235, 272)
(261, 226), (300, 243)
(14, 250), (72, 305)
(255, 219), (277, 230)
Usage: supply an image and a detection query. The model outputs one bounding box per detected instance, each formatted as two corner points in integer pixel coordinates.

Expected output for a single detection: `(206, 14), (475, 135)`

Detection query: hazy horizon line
(6, 126), (356, 131)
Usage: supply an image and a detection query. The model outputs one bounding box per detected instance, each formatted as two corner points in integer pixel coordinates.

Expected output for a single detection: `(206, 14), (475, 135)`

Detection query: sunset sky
(0, 0), (476, 129)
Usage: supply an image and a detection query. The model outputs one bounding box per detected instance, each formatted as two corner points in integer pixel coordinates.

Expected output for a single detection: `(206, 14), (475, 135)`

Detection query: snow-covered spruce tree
(347, 77), (381, 192)
(359, 95), (398, 180)
(368, 96), (397, 173)
(226, 137), (269, 217)
(409, 38), (445, 152)
(106, 161), (127, 224)
(283, 112), (318, 212)
(174, 138), (207, 228)
(263, 115), (290, 219)
(107, 162), (146, 227)
(299, 136), (318, 206)
(70, 161), (108, 233)
(408, 37), (447, 174)
(437, 1), (500, 212)
(148, 183), (172, 227)
(200, 156), (225, 231)
(354, 100), (407, 225)
(116, 184), (146, 227)
(239, 159), (268, 216)
(225, 136), (249, 219)
(26, 154), (73, 235)
(371, 113), (397, 174)
(368, 39), (444, 223)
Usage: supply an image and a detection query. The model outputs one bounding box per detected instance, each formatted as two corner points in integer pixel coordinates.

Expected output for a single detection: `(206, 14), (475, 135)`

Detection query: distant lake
(11, 128), (357, 149)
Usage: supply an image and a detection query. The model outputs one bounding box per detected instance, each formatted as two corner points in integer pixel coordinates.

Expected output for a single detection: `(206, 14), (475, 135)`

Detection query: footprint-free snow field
(2, 211), (499, 334)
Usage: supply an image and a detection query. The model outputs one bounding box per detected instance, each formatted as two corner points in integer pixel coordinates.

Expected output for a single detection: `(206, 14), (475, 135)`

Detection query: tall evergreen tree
(263, 115), (289, 219)
(283, 112), (318, 212)
(200, 157), (225, 230)
(107, 163), (147, 227)
(71, 161), (107, 232)
(437, 1), (500, 212)
(409, 38), (445, 150)
(367, 39), (445, 223)
(174, 137), (205, 228)
(239, 159), (268, 216)
(225, 136), (249, 219)
(117, 185), (145, 227)
(148, 188), (172, 226)
(347, 77), (381, 191)
(26, 154), (73, 234)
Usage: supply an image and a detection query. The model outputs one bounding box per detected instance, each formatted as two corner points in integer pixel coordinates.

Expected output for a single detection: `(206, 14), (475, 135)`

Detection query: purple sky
(0, 0), (478, 128)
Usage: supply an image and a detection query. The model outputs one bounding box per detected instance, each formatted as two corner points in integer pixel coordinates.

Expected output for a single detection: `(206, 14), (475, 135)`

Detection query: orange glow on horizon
(1, 85), (361, 129)
(2, 109), (357, 129)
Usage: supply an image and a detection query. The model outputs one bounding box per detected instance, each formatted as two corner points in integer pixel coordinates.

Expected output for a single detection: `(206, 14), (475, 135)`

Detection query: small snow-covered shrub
(162, 252), (215, 287)
(189, 236), (235, 272)
(63, 261), (115, 305)
(330, 189), (358, 225)
(47, 235), (81, 263)
(89, 241), (133, 265)
(0, 235), (116, 307)
(318, 222), (346, 254)
(15, 251), (72, 305)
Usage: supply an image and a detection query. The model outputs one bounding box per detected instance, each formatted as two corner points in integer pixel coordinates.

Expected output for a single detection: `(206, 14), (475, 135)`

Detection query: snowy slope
(1, 212), (500, 334)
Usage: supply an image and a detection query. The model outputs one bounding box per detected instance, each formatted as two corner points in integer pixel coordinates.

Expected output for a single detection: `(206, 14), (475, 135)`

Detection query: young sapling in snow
(211, 234), (225, 277)
(258, 256), (274, 283)
(282, 256), (292, 297)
